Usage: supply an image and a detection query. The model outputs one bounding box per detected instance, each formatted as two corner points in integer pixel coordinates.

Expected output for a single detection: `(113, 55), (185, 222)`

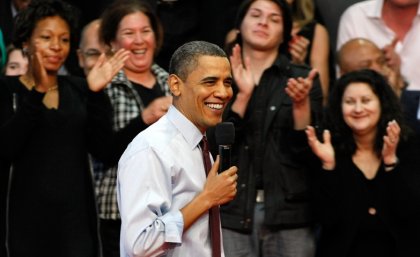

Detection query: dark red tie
(201, 136), (221, 257)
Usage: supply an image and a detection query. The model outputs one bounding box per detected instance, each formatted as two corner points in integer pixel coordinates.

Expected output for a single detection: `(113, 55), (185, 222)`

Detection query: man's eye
(84, 51), (101, 57)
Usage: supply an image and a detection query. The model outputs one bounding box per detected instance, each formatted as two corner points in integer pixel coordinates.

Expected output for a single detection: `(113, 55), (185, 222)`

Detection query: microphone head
(215, 122), (235, 145)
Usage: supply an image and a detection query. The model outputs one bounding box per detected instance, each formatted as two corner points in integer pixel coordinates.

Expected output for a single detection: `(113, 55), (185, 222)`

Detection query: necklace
(46, 85), (58, 92)
(19, 75), (34, 89)
(20, 76), (58, 92)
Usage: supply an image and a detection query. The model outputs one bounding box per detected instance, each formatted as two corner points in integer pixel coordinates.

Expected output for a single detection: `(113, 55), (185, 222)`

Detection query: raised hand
(285, 68), (317, 105)
(305, 125), (335, 170)
(87, 49), (130, 92)
(382, 38), (401, 72)
(382, 120), (400, 165)
(30, 41), (56, 92)
(286, 69), (318, 129)
(229, 44), (255, 96)
(289, 35), (310, 65)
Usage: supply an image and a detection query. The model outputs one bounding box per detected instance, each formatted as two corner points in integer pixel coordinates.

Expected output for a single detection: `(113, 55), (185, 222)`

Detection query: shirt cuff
(160, 210), (184, 244)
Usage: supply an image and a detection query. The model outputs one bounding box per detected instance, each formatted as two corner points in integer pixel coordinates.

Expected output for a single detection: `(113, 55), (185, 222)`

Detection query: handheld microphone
(215, 122), (235, 173)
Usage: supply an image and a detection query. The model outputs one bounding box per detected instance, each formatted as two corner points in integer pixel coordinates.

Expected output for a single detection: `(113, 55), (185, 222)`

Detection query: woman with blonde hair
(287, 0), (330, 105)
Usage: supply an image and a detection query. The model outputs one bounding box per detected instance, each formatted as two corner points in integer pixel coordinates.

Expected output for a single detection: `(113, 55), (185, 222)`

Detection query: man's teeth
(207, 103), (223, 110)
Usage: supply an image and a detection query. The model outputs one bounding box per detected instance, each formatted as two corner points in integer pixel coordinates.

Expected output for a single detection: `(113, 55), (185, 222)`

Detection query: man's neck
(382, 0), (419, 41)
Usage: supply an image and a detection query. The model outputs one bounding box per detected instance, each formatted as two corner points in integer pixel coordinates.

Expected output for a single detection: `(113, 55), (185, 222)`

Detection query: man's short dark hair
(169, 41), (228, 81)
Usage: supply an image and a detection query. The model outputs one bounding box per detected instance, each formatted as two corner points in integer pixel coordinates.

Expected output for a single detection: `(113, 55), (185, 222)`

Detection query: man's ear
(76, 49), (85, 68)
(169, 74), (182, 96)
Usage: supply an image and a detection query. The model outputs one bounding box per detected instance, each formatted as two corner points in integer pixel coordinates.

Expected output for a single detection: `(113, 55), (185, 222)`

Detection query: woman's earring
(22, 48), (28, 56)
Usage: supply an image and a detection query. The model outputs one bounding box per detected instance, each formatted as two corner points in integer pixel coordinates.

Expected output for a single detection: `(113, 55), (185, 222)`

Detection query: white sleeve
(117, 147), (184, 257)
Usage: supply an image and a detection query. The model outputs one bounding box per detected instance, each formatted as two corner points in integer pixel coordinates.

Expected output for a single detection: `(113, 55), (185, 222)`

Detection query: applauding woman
(306, 69), (420, 257)
(0, 0), (128, 256)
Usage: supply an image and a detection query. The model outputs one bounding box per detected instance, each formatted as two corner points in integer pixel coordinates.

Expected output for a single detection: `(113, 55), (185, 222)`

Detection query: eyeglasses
(82, 49), (103, 59)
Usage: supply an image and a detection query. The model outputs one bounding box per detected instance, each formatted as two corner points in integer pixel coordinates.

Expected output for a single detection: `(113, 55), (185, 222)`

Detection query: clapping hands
(87, 49), (130, 92)
(305, 126), (335, 170)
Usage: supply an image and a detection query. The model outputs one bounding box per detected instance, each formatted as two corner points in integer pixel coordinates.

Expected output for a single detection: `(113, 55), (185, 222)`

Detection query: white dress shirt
(337, 0), (420, 90)
(117, 105), (223, 257)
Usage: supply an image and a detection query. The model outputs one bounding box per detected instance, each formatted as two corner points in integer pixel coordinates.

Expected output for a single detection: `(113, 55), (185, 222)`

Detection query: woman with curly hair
(0, 0), (128, 256)
(306, 69), (420, 257)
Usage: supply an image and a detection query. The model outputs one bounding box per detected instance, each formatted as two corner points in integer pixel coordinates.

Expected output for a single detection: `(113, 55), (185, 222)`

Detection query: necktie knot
(200, 135), (209, 153)
(201, 136), (211, 176)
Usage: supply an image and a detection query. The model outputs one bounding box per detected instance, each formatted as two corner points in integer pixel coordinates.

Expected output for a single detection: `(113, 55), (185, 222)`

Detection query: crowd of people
(1, 0), (420, 257)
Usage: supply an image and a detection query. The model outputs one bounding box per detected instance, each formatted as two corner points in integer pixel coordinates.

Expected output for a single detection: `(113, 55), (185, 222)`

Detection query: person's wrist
(322, 160), (335, 170)
(293, 97), (310, 108)
(384, 157), (399, 171)
(383, 156), (398, 166)
(236, 91), (252, 100)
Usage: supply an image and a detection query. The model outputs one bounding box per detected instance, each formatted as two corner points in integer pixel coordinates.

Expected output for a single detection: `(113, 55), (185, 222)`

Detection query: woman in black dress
(0, 0), (128, 256)
(306, 69), (420, 257)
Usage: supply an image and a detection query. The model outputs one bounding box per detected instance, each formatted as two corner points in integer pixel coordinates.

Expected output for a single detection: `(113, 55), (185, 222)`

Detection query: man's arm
(118, 147), (237, 256)
(180, 156), (237, 231)
(118, 148), (184, 257)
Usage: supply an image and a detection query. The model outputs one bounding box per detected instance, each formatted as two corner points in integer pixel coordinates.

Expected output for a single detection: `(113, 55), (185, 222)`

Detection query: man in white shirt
(117, 41), (238, 257)
(337, 0), (420, 90)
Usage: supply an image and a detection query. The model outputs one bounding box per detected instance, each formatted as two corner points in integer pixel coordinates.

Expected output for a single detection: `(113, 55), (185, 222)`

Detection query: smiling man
(117, 41), (238, 257)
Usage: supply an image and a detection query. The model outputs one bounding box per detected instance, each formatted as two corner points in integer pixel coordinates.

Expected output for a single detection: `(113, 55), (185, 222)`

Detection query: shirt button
(368, 207), (377, 215)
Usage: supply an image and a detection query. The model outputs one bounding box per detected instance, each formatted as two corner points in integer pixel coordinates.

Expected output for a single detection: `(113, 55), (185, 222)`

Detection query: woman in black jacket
(0, 0), (127, 256)
(306, 69), (420, 257)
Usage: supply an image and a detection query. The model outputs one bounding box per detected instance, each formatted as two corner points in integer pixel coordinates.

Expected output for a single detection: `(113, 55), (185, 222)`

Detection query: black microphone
(215, 122), (235, 173)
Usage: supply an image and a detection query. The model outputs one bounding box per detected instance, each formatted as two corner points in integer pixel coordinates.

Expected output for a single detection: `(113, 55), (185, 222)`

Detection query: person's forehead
(345, 44), (381, 61)
(9, 49), (24, 58)
(81, 25), (104, 50)
(248, 0), (282, 15)
(184, 55), (231, 80)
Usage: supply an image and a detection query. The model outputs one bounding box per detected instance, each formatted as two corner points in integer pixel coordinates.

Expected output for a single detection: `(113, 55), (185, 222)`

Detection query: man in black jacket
(219, 0), (323, 256)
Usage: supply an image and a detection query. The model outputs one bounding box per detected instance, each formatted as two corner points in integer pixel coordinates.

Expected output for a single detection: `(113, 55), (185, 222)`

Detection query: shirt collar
(166, 105), (203, 150)
(368, 0), (420, 18)
(367, 0), (384, 18)
(270, 54), (290, 73)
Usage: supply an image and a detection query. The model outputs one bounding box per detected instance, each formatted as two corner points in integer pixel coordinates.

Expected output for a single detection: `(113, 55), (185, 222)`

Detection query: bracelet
(384, 158), (399, 168)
